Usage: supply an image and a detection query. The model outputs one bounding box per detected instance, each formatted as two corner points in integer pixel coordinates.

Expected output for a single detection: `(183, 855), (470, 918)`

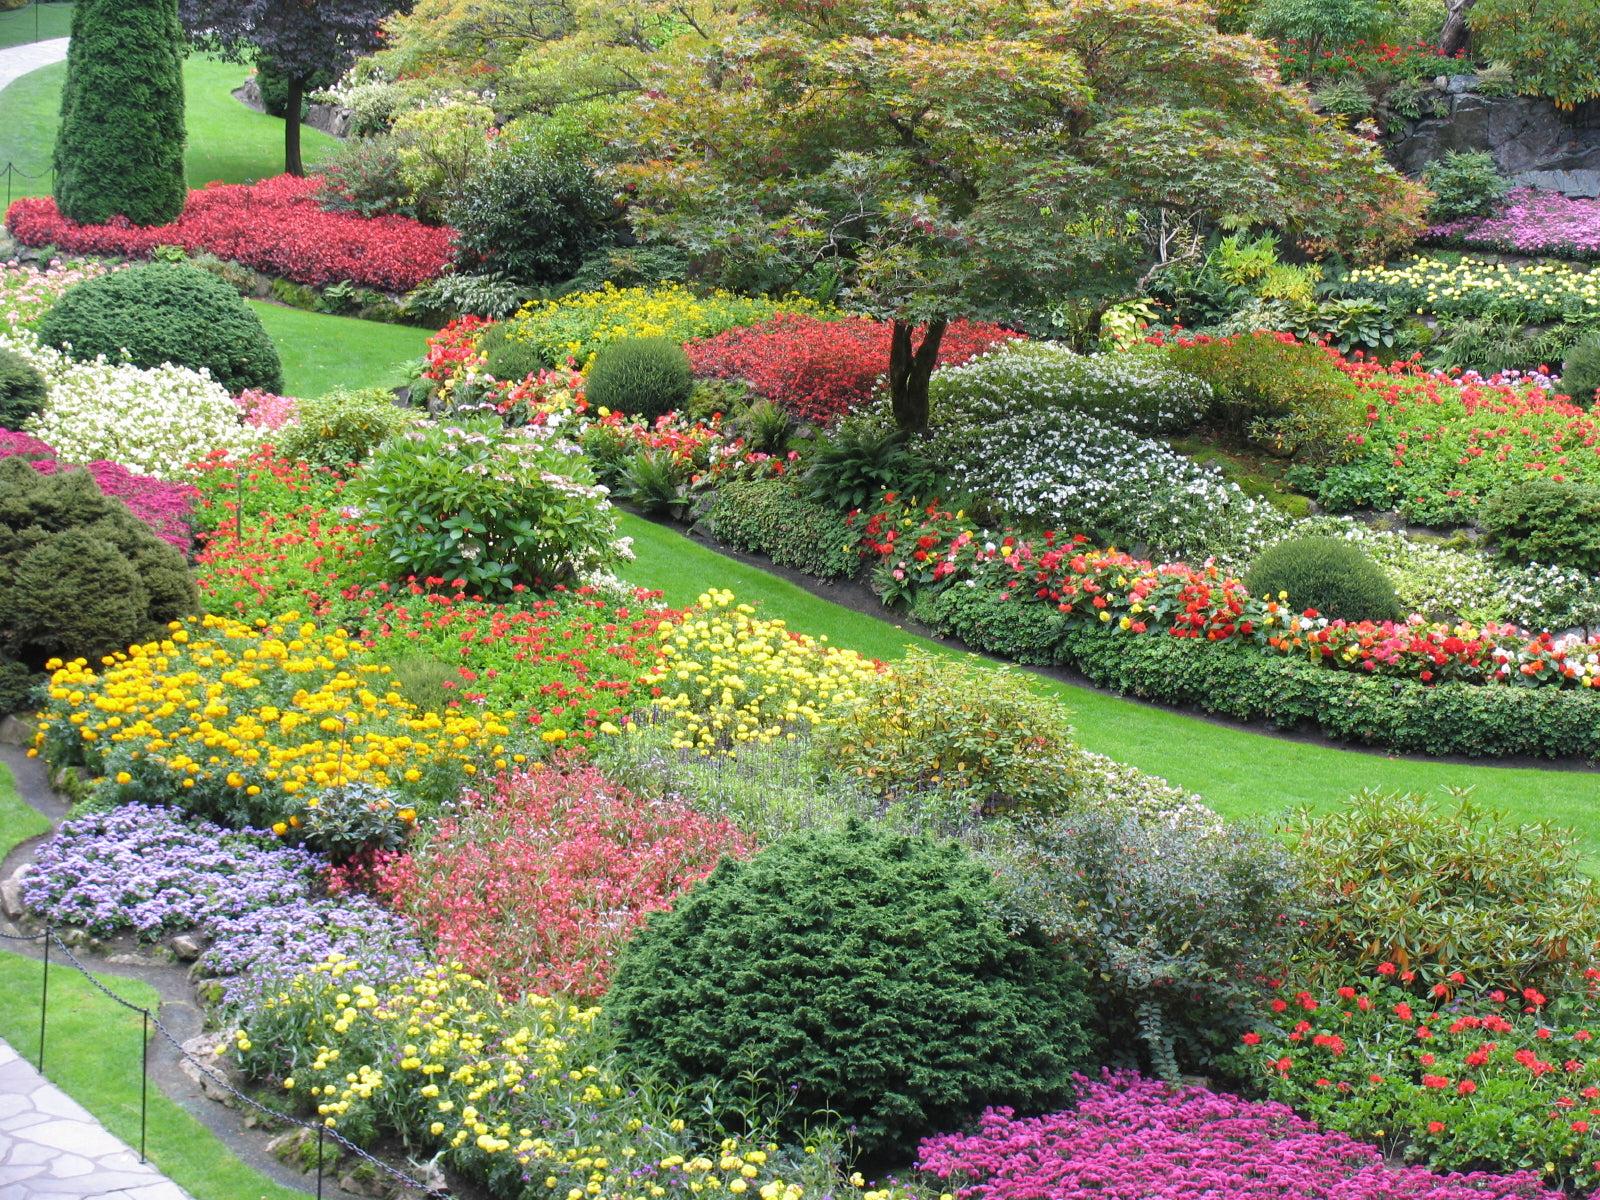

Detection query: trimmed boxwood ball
(1244, 535), (1403, 623)
(0, 457), (198, 678)
(478, 321), (550, 383)
(37, 263), (283, 394)
(608, 823), (1098, 1164)
(0, 348), (48, 430)
(584, 336), (692, 422)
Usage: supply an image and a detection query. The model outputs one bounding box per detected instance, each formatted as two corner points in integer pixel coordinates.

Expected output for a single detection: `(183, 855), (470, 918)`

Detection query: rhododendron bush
(685, 314), (1022, 422)
(375, 762), (754, 998)
(917, 1072), (1558, 1200)
(5, 175), (453, 291)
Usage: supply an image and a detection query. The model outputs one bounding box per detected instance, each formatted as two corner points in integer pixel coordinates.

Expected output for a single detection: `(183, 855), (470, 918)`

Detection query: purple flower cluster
(916, 1072), (1561, 1200)
(1426, 189), (1600, 261)
(0, 433), (196, 550)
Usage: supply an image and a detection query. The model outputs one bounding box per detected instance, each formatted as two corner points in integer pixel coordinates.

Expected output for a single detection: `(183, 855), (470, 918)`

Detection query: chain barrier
(0, 161), (51, 209)
(1, 914), (451, 1197)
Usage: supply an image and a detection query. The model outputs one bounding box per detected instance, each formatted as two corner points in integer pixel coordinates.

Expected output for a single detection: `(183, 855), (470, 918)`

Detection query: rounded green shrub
(608, 823), (1097, 1163)
(275, 388), (409, 474)
(1421, 150), (1510, 223)
(1243, 535), (1403, 623)
(36, 263), (283, 394)
(1480, 478), (1600, 573)
(583, 336), (692, 422)
(0, 348), (49, 430)
(0, 457), (198, 681)
(478, 321), (550, 383)
(1560, 332), (1600, 405)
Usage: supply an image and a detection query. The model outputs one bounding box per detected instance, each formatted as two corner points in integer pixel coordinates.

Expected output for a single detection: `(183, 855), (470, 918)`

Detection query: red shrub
(685, 313), (1023, 422)
(374, 762), (755, 998)
(5, 176), (453, 292)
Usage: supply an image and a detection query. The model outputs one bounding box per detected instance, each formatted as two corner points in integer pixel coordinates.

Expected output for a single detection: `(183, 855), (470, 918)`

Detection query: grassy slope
(0, 56), (337, 201)
(252, 302), (433, 397)
(618, 512), (1600, 839)
(0, 763), (303, 1200)
(0, 2), (72, 52)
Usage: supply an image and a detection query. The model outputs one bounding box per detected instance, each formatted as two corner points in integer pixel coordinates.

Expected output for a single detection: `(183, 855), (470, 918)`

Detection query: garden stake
(37, 928), (48, 1071)
(139, 1009), (149, 1163)
(317, 1121), (324, 1199)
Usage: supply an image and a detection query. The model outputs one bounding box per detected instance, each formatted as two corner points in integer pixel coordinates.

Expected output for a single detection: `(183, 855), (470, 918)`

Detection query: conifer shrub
(608, 823), (1097, 1163)
(583, 337), (692, 422)
(0, 457), (198, 686)
(0, 348), (48, 430)
(36, 263), (283, 394)
(1480, 477), (1600, 573)
(52, 0), (187, 227)
(1243, 535), (1403, 623)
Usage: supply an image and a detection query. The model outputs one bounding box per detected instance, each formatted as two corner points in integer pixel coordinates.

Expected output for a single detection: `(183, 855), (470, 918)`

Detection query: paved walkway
(0, 1035), (192, 1199)
(0, 37), (68, 93)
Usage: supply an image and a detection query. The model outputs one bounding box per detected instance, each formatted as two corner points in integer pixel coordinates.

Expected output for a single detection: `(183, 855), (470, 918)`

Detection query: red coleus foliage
(5, 176), (453, 292)
(685, 312), (1023, 422)
(374, 761), (755, 999)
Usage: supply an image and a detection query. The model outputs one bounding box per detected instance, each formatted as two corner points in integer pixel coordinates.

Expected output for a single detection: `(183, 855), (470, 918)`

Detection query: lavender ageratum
(1427, 189), (1600, 261)
(25, 804), (317, 936)
(917, 1072), (1560, 1200)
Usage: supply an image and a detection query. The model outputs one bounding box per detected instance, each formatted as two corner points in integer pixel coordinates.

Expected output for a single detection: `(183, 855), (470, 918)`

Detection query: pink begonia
(1427, 189), (1600, 260)
(235, 389), (299, 430)
(917, 1071), (1560, 1200)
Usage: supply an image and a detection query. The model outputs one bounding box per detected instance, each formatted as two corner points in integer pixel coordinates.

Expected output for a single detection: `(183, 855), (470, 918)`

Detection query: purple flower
(1426, 189), (1600, 261)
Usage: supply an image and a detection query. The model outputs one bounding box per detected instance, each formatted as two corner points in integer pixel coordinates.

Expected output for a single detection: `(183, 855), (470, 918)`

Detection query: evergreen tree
(53, 0), (187, 227)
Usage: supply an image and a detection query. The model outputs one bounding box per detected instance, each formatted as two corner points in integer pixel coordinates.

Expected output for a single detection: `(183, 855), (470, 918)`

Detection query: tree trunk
(284, 74), (305, 177)
(887, 317), (947, 434)
(1438, 0), (1475, 58)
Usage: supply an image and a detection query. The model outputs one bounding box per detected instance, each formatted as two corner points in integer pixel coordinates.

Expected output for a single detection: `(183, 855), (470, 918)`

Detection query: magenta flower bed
(4, 175), (454, 292)
(0, 431), (195, 550)
(917, 1072), (1559, 1200)
(1425, 189), (1600, 261)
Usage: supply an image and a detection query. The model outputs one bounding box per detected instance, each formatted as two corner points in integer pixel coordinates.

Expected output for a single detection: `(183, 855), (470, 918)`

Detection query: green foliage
(254, 57), (337, 120)
(803, 425), (943, 512)
(608, 822), (1097, 1162)
(0, 657), (39, 716)
(1314, 75), (1373, 117)
(1288, 789), (1600, 994)
(1468, 0), (1600, 108)
(820, 649), (1081, 828)
(269, 278), (318, 310)
(1165, 333), (1357, 442)
(1250, 0), (1383, 62)
(274, 388), (408, 474)
(1422, 151), (1509, 222)
(708, 478), (859, 581)
(477, 320), (550, 383)
(355, 416), (625, 597)
(450, 139), (614, 286)
(1480, 478), (1600, 573)
(983, 811), (1307, 1079)
(0, 347), (48, 430)
(0, 457), (198, 680)
(293, 781), (412, 864)
(404, 271), (533, 322)
(53, 0), (187, 227)
(1561, 331), (1600, 404)
(729, 399), (789, 455)
(613, 449), (692, 520)
(313, 133), (417, 220)
(583, 336), (692, 422)
(36, 263), (283, 394)
(1244, 535), (1404, 623)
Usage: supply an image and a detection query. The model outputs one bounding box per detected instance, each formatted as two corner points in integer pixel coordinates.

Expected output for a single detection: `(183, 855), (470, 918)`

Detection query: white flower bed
(6, 332), (259, 478)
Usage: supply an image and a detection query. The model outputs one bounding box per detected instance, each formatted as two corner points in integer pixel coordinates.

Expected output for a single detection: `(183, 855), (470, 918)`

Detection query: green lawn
(253, 302), (432, 397)
(618, 512), (1600, 842)
(0, 55), (337, 203)
(0, 2), (72, 51)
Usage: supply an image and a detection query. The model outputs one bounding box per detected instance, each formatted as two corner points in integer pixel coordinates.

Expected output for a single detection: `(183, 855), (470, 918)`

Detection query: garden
(7, 0), (1600, 1196)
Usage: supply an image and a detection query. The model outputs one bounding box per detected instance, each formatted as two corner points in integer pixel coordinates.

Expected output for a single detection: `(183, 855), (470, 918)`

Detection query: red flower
(1428, 1121), (1446, 1134)
(1241, 1032), (1261, 1045)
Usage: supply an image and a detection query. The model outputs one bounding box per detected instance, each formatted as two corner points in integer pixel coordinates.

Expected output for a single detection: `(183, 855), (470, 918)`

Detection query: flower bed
(0, 258), (120, 333)
(1425, 190), (1600, 262)
(4, 175), (453, 291)
(684, 313), (1022, 423)
(0, 430), (195, 550)
(1343, 256), (1600, 324)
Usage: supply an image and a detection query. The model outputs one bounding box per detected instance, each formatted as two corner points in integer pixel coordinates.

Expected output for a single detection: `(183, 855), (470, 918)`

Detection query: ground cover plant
(1426, 191), (1600, 262)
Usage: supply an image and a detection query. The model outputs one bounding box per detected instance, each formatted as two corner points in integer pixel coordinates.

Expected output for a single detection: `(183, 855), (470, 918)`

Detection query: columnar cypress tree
(53, 0), (187, 227)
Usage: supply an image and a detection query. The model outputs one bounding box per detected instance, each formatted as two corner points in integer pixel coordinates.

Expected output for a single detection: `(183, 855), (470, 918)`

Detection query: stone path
(0, 37), (68, 94)
(0, 1035), (192, 1199)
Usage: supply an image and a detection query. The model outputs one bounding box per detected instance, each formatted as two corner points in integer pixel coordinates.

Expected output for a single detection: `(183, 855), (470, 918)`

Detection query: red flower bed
(374, 761), (755, 998)
(1, 430), (195, 550)
(685, 313), (1023, 422)
(5, 175), (453, 292)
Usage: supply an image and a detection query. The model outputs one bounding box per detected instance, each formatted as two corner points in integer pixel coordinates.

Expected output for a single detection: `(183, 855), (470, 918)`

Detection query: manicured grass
(0, 761), (48, 858)
(252, 302), (432, 397)
(0, 56), (337, 202)
(0, 2), (71, 51)
(618, 512), (1600, 844)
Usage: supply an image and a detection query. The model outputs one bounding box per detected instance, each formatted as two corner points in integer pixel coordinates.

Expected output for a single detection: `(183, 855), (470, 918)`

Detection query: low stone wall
(232, 78), (353, 141)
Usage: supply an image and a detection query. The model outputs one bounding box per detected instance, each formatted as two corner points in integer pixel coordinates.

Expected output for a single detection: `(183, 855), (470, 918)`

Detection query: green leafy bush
(608, 823), (1097, 1162)
(1421, 151), (1510, 223)
(1561, 331), (1600, 404)
(983, 811), (1306, 1079)
(1243, 535), (1403, 622)
(36, 263), (283, 394)
(253, 57), (337, 121)
(0, 457), (198, 687)
(613, 449), (692, 519)
(355, 417), (626, 597)
(1164, 333), (1355, 441)
(708, 478), (859, 580)
(804, 424), (944, 512)
(275, 388), (409, 474)
(819, 648), (1080, 827)
(1287, 789), (1600, 995)
(584, 337), (692, 422)
(477, 320), (549, 384)
(1250, 0), (1382, 63)
(0, 347), (48, 430)
(1468, 0), (1600, 109)
(1480, 477), (1600, 572)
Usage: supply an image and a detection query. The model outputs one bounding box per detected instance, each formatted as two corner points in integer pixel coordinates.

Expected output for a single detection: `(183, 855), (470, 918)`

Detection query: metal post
(37, 930), (48, 1072)
(316, 1123), (324, 1199)
(139, 1010), (149, 1163)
